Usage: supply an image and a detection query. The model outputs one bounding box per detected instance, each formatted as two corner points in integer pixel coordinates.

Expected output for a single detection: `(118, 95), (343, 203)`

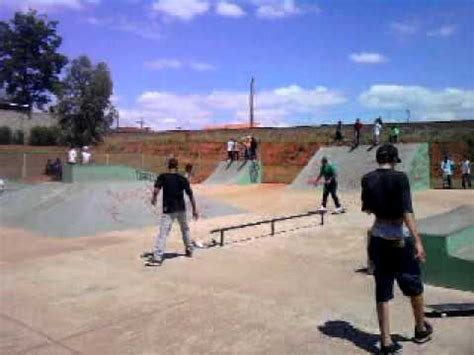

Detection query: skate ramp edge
(63, 164), (139, 183)
(418, 205), (474, 292)
(289, 143), (430, 191)
(203, 161), (262, 185)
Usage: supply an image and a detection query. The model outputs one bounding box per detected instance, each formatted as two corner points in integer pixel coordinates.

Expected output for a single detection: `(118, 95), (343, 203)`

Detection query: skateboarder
(314, 157), (345, 214)
(148, 158), (199, 266)
(461, 156), (471, 189)
(362, 144), (432, 354)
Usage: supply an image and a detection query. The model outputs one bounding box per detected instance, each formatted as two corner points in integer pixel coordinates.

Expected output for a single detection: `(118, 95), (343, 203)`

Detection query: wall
(0, 109), (57, 141)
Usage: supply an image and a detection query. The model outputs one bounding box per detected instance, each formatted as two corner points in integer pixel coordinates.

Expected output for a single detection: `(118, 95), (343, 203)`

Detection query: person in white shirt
(67, 147), (77, 164)
(440, 155), (455, 189)
(373, 122), (382, 146)
(227, 139), (235, 161)
(81, 146), (92, 164)
(461, 156), (471, 189)
(0, 178), (5, 194)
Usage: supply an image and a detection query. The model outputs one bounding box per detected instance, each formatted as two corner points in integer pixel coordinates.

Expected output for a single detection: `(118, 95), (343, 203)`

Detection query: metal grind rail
(210, 210), (326, 247)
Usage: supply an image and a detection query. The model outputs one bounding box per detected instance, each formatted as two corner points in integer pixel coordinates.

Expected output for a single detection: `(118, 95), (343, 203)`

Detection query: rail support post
(320, 212), (324, 225)
(220, 230), (225, 247)
(270, 221), (275, 236)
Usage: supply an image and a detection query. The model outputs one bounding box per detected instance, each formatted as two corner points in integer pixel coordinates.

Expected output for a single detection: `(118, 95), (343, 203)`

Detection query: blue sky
(1, 0), (473, 130)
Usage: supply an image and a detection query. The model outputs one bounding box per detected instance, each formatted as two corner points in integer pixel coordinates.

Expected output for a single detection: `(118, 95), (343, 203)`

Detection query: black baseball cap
(376, 144), (402, 163)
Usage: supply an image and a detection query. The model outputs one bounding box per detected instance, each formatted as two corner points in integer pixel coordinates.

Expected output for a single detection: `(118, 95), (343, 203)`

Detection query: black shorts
(368, 236), (424, 302)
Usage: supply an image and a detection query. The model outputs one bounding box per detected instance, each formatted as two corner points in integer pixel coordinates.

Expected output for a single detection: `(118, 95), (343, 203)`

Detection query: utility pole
(406, 109), (411, 124)
(136, 118), (146, 129)
(249, 77), (255, 128)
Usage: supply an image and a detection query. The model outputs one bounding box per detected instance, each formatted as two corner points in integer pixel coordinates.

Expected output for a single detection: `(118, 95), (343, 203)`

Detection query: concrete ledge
(419, 205), (474, 292)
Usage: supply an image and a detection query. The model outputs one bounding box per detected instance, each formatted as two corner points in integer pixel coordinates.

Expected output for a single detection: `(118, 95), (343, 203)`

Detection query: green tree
(0, 10), (68, 110)
(57, 56), (118, 146)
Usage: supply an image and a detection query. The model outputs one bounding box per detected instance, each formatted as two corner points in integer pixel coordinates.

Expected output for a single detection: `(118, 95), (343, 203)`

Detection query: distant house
(114, 127), (152, 133)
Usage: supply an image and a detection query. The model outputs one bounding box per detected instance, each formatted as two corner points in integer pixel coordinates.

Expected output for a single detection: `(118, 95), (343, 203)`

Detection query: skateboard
(425, 303), (474, 318)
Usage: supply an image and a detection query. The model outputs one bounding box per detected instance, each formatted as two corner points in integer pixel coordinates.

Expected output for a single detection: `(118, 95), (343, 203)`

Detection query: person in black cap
(148, 157), (199, 266)
(361, 144), (432, 354)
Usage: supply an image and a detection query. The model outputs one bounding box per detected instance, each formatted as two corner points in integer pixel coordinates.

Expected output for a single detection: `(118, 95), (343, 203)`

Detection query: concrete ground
(1, 185), (473, 354)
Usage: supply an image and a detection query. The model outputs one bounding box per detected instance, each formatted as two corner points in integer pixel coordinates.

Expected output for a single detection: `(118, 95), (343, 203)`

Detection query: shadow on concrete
(318, 320), (410, 354)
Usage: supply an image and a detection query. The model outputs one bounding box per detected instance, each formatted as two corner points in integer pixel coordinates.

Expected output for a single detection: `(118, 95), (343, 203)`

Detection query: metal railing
(210, 210), (326, 246)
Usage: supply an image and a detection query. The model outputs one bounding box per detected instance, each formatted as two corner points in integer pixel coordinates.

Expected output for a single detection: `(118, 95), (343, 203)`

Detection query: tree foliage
(57, 56), (118, 146)
(0, 10), (67, 110)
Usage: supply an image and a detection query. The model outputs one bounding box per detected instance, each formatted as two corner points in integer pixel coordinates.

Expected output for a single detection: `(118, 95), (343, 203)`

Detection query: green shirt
(319, 163), (337, 180)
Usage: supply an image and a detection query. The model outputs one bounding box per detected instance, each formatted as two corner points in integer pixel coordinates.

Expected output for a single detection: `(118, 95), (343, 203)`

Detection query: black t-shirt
(361, 169), (413, 219)
(154, 173), (193, 213)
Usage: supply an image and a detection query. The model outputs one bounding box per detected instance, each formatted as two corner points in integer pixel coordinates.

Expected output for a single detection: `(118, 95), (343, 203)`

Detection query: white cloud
(256, 0), (301, 19)
(144, 59), (183, 70)
(189, 61), (215, 71)
(389, 21), (418, 36)
(427, 25), (457, 38)
(359, 85), (474, 120)
(2, 0), (98, 10)
(349, 52), (387, 64)
(152, 0), (210, 20)
(117, 84), (346, 130)
(85, 16), (161, 41)
(144, 59), (215, 71)
(215, 2), (246, 17)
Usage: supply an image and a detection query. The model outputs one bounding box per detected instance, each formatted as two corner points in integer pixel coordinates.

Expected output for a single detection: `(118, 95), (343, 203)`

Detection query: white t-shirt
(462, 160), (471, 174)
(373, 123), (381, 136)
(441, 160), (454, 175)
(227, 140), (234, 152)
(0, 179), (4, 192)
(68, 149), (77, 163)
(82, 151), (91, 164)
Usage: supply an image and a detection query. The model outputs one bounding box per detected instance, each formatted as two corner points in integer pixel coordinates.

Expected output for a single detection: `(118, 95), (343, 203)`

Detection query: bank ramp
(418, 205), (474, 292)
(290, 143), (429, 191)
(203, 160), (262, 185)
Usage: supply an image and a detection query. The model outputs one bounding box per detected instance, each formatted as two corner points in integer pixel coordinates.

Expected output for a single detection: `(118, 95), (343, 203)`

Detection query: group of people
(145, 143), (433, 354)
(68, 146), (92, 165)
(335, 118), (401, 148)
(226, 135), (258, 162)
(440, 155), (471, 189)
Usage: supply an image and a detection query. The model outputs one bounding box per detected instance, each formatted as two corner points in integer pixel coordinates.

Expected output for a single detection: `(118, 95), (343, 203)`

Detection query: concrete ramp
(418, 205), (474, 292)
(290, 143), (429, 191)
(203, 160), (262, 185)
(0, 182), (243, 237)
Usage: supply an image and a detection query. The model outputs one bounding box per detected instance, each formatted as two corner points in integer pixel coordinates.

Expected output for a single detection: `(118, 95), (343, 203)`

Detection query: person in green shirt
(314, 157), (345, 213)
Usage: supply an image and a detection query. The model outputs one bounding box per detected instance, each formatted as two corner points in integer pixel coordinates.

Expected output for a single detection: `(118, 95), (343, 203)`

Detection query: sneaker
(317, 206), (327, 212)
(146, 257), (163, 267)
(380, 342), (402, 354)
(185, 249), (193, 258)
(334, 206), (346, 214)
(414, 321), (433, 344)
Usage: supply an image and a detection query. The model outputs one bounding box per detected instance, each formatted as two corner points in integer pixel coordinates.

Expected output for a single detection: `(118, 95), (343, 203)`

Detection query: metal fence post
(22, 153), (27, 179)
